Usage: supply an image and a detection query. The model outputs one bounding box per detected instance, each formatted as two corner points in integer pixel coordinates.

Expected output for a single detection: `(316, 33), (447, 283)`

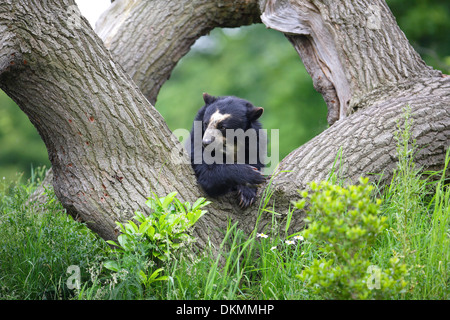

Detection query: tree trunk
(1, 0), (449, 248)
(0, 0), (200, 242)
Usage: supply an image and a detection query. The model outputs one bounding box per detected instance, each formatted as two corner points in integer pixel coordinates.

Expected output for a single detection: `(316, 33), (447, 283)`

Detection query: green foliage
(0, 168), (108, 300)
(389, 105), (423, 261)
(295, 179), (385, 256)
(290, 106), (449, 300)
(1, 151), (449, 300)
(375, 106), (450, 299)
(107, 192), (209, 262)
(0, 92), (50, 182)
(101, 192), (209, 297)
(293, 178), (408, 299)
(250, 229), (317, 299)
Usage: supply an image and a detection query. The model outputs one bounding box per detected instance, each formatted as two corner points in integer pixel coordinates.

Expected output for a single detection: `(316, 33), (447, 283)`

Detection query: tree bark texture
(0, 0), (200, 242)
(95, 0), (261, 105)
(1, 0), (449, 248)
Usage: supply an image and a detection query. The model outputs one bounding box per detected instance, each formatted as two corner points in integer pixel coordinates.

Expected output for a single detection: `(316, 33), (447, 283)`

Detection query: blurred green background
(1, 0), (449, 181)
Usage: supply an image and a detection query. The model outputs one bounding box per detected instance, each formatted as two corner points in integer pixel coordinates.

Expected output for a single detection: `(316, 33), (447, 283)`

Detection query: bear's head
(201, 93), (263, 157)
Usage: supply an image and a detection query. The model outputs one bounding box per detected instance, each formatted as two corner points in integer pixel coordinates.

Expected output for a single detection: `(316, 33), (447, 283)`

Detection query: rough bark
(262, 0), (442, 123)
(0, 0), (199, 242)
(1, 0), (449, 248)
(259, 0), (450, 214)
(96, 0), (450, 234)
(95, 0), (261, 105)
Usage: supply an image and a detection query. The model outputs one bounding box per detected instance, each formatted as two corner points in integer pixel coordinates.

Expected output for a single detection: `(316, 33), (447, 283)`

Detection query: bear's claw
(237, 185), (257, 209)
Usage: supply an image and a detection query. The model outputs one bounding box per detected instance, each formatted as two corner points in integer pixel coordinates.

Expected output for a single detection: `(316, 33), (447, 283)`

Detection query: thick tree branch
(93, 0), (449, 238)
(1, 0), (449, 249)
(261, 0), (441, 124)
(95, 0), (261, 104)
(273, 76), (450, 198)
(0, 0), (200, 241)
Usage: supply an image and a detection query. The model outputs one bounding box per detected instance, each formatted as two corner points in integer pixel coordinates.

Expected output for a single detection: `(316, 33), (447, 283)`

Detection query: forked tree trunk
(0, 0), (449, 248)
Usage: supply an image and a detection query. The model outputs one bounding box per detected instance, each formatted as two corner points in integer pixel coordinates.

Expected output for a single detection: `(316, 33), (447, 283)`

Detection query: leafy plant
(294, 178), (408, 299)
(107, 192), (209, 261)
(104, 192), (210, 294)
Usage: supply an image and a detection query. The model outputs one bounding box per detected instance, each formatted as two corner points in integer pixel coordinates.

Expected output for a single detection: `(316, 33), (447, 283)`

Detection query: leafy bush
(102, 192), (210, 296)
(294, 178), (408, 299)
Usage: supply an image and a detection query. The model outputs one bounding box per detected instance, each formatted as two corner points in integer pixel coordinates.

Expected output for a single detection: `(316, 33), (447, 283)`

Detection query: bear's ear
(247, 107), (264, 121)
(203, 92), (216, 105)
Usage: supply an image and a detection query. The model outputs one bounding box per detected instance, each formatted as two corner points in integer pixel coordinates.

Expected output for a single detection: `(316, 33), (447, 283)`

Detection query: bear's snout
(202, 136), (215, 146)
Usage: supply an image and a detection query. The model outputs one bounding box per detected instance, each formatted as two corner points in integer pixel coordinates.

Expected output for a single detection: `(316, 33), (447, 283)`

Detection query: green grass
(0, 168), (109, 300)
(0, 112), (449, 300)
(372, 109), (450, 299)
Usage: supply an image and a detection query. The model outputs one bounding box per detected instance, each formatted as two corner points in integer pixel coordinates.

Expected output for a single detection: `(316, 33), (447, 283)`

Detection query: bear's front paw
(245, 165), (266, 186)
(237, 185), (257, 209)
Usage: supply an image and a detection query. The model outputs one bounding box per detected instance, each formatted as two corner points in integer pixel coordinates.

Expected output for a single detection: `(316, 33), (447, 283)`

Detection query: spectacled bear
(188, 93), (266, 209)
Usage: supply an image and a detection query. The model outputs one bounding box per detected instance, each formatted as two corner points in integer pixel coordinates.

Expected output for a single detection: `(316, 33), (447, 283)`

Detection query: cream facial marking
(209, 109), (231, 128)
(202, 110), (231, 146)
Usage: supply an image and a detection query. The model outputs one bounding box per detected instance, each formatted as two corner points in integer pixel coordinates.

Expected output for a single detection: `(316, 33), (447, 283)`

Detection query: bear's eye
(219, 124), (226, 130)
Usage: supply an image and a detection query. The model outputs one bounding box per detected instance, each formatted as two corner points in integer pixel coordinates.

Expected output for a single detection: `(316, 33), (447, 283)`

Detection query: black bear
(188, 93), (266, 209)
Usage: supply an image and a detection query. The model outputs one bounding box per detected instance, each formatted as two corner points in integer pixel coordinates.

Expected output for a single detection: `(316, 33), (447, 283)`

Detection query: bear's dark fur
(188, 93), (266, 209)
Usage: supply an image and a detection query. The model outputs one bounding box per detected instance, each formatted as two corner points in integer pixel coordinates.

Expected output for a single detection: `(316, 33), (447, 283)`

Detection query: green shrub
(294, 178), (408, 299)
(101, 192), (210, 297)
